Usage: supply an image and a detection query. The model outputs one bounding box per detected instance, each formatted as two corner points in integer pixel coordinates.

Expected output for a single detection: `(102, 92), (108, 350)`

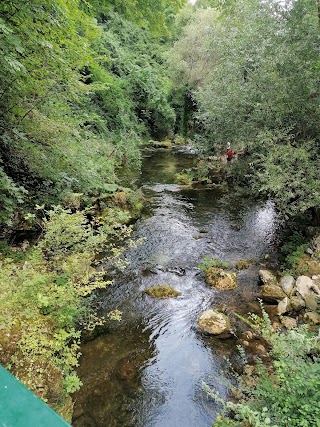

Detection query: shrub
(280, 232), (309, 276)
(0, 205), (131, 418)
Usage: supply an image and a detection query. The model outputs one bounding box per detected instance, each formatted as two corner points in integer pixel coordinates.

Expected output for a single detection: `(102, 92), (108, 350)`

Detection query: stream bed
(72, 148), (279, 427)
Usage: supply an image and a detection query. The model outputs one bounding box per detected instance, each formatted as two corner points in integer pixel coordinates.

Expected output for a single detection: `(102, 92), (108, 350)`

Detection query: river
(72, 147), (279, 427)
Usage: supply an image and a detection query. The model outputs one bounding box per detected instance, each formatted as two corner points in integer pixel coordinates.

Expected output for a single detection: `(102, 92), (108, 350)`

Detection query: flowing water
(73, 148), (279, 427)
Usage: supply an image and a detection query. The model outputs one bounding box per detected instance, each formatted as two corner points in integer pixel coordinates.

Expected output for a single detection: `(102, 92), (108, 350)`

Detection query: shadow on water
(73, 148), (279, 427)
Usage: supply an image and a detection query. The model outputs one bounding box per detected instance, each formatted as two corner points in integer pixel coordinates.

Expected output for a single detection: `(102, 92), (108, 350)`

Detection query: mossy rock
(235, 259), (257, 270)
(150, 140), (173, 148)
(59, 396), (74, 423)
(146, 285), (181, 298)
(197, 310), (231, 337)
(260, 284), (286, 303)
(205, 267), (237, 290)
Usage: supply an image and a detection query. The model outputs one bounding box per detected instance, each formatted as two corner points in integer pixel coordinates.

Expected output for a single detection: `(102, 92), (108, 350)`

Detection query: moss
(198, 256), (230, 271)
(59, 396), (74, 423)
(146, 285), (181, 298)
(235, 259), (258, 270)
(149, 140), (173, 148)
(205, 267), (237, 290)
(173, 135), (185, 145)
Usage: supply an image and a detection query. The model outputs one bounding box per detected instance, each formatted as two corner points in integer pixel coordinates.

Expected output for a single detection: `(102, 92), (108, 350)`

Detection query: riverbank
(2, 146), (319, 425)
(0, 188), (144, 421)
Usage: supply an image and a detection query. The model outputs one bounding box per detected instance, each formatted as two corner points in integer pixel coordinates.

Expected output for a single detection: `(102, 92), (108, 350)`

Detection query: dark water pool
(72, 148), (279, 427)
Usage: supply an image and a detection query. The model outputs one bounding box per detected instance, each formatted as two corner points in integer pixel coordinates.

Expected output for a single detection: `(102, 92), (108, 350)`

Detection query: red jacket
(227, 150), (233, 159)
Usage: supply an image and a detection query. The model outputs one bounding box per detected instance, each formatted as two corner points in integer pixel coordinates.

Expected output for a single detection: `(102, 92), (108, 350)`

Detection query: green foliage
(0, 0), (181, 225)
(172, 0), (320, 218)
(174, 171), (194, 185)
(64, 373), (82, 395)
(198, 256), (229, 271)
(0, 205), (131, 416)
(280, 232), (309, 275)
(246, 131), (320, 218)
(0, 166), (28, 225)
(96, 12), (176, 138)
(207, 307), (320, 427)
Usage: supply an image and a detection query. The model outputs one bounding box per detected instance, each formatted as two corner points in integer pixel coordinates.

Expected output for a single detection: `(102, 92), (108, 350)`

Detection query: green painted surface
(0, 365), (71, 427)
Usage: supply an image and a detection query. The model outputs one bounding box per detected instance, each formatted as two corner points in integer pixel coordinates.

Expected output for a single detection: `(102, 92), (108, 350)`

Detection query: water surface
(73, 148), (279, 427)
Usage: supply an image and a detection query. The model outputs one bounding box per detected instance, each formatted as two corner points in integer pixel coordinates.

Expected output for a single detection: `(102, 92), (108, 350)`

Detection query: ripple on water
(73, 150), (279, 427)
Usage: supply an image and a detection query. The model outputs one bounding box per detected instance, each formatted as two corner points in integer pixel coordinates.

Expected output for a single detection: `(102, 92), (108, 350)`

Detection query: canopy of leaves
(0, 0), (183, 225)
(171, 0), (320, 218)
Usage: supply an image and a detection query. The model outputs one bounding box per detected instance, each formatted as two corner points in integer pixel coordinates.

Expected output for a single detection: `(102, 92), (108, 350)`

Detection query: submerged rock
(167, 267), (186, 276)
(235, 259), (257, 270)
(146, 285), (180, 298)
(205, 267), (237, 290)
(197, 310), (231, 338)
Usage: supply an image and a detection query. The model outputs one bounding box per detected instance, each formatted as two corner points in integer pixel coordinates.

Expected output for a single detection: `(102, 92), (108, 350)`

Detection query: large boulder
(259, 269), (277, 287)
(197, 309), (231, 338)
(296, 276), (320, 300)
(205, 268), (237, 290)
(260, 284), (286, 303)
(280, 275), (295, 296)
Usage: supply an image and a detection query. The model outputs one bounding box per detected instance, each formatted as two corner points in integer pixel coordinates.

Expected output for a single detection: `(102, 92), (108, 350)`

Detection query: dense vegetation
(0, 0), (185, 420)
(0, 0), (182, 227)
(170, 1), (320, 426)
(1, 0), (320, 424)
(170, 0), (320, 219)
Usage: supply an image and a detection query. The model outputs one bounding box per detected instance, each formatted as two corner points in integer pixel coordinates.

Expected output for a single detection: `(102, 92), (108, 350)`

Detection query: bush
(0, 205), (131, 418)
(280, 232), (309, 276)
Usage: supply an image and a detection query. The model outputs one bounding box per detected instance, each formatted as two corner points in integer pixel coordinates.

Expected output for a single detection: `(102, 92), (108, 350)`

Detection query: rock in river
(197, 309), (231, 338)
(205, 267), (237, 290)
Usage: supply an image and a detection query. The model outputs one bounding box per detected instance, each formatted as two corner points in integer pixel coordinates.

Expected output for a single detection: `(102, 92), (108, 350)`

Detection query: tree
(172, 0), (320, 218)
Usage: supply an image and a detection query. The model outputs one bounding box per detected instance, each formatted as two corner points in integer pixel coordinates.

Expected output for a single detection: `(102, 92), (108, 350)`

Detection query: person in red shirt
(226, 149), (233, 162)
(224, 142), (233, 163)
